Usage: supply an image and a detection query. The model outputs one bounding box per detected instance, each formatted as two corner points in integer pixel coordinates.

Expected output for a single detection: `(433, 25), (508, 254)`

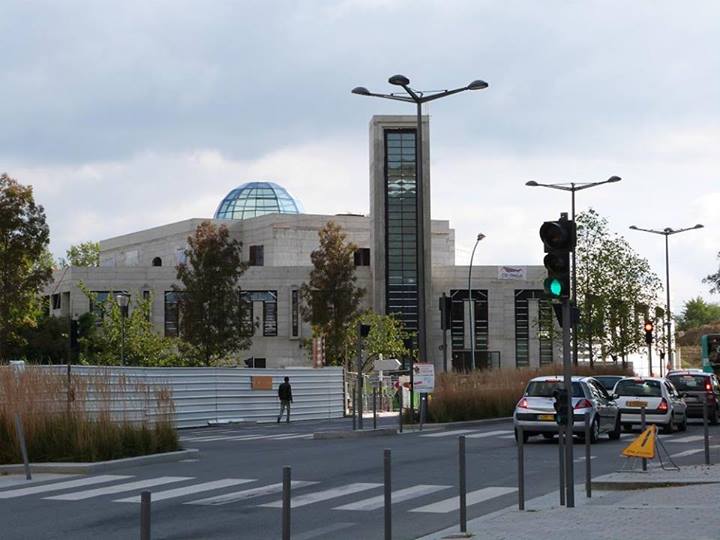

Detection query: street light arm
(525, 181), (574, 192)
(351, 90), (415, 102)
(629, 226), (667, 235)
(573, 178), (621, 192)
(419, 86), (476, 103)
(668, 225), (704, 235)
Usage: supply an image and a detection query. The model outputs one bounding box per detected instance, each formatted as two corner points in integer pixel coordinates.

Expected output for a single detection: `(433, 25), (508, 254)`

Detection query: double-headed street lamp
(629, 223), (704, 370)
(468, 233), (486, 369)
(352, 75), (488, 363)
(526, 176), (621, 366)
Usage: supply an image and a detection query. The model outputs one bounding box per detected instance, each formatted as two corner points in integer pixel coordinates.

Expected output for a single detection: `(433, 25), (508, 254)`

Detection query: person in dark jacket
(277, 376), (293, 423)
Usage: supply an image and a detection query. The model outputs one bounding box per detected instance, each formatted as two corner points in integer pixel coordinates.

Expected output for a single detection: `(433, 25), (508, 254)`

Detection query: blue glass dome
(214, 181), (304, 220)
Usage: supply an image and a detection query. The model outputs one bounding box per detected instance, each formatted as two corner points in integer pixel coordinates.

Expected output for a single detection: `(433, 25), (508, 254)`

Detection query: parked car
(513, 375), (621, 444)
(594, 375), (625, 393)
(614, 377), (687, 433)
(666, 371), (720, 424)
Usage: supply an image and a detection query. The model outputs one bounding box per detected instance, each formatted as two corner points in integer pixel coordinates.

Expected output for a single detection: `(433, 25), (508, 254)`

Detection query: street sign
(412, 363), (435, 392)
(373, 358), (401, 372)
(622, 425), (656, 459)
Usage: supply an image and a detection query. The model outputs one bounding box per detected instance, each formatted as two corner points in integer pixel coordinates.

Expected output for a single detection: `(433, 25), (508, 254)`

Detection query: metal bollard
(584, 414), (591, 498)
(373, 389), (377, 430)
(140, 491), (151, 540)
(459, 436), (467, 532)
(704, 396), (711, 466)
(282, 466), (291, 540)
(384, 449), (391, 540)
(419, 394), (426, 432)
(641, 405), (647, 471)
(558, 428), (565, 506)
(13, 413), (31, 481)
(517, 427), (525, 511)
(398, 390), (403, 433)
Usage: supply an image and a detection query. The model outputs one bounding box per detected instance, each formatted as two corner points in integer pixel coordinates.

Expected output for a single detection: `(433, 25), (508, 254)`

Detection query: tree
(61, 241), (100, 267)
(676, 297), (720, 331)
(0, 174), (52, 361)
(300, 221), (365, 367)
(704, 253), (720, 294)
(173, 221), (250, 366)
(350, 311), (409, 371)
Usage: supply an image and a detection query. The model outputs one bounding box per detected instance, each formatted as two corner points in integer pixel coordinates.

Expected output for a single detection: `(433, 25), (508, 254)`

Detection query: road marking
(420, 429), (476, 438)
(574, 456), (597, 462)
(409, 486), (517, 513)
(465, 430), (512, 439)
(45, 477), (192, 501)
(0, 475), (132, 499)
(670, 445), (720, 458)
(271, 434), (313, 440)
(188, 481), (318, 506)
(260, 483), (382, 508)
(497, 435), (516, 439)
(114, 479), (254, 503)
(334, 484), (451, 511)
(293, 523), (355, 540)
(665, 435), (707, 443)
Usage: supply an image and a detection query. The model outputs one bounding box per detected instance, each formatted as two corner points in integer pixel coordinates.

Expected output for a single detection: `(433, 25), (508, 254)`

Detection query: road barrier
(283, 466), (291, 540)
(517, 427), (525, 511)
(140, 491), (151, 540)
(703, 396), (711, 465)
(13, 413), (31, 481)
(584, 414), (592, 498)
(384, 449), (391, 540)
(459, 435), (467, 531)
(558, 428), (565, 505)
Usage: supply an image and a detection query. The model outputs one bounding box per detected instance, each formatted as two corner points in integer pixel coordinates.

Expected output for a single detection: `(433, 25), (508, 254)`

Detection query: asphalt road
(2, 416), (719, 540)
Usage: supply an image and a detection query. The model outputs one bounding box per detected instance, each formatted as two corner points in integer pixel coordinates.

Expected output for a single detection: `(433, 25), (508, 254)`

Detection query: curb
(0, 449), (200, 475)
(313, 428), (397, 440)
(419, 417), (513, 429)
(592, 479), (720, 491)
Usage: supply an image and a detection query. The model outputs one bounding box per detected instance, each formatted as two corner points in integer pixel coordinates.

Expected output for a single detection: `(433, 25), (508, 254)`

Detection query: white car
(513, 375), (621, 444)
(613, 377), (687, 433)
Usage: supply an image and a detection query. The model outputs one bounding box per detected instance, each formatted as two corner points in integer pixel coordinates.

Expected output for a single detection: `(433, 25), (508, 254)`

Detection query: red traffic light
(644, 321), (654, 333)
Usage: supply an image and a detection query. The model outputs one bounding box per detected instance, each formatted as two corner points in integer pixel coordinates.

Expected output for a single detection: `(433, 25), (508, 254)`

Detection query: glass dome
(213, 181), (304, 220)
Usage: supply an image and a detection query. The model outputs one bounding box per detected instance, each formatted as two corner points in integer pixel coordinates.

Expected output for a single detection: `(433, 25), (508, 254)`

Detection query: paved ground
(1, 417), (719, 539)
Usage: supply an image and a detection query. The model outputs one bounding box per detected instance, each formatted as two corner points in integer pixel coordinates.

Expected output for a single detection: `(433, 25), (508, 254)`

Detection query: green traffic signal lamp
(544, 277), (567, 298)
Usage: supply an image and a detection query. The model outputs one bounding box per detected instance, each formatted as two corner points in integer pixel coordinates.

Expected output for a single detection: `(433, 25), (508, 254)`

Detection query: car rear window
(667, 375), (709, 391)
(525, 381), (584, 397)
(615, 379), (662, 397)
(594, 376), (622, 391)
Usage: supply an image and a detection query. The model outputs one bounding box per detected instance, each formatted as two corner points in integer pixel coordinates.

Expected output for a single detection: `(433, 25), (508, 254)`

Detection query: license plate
(626, 400), (648, 408)
(538, 414), (555, 421)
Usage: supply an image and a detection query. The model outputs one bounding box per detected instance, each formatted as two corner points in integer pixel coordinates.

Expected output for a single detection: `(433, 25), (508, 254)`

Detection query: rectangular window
(354, 248), (370, 266)
(263, 296), (277, 336)
(175, 248), (187, 266)
(143, 290), (152, 321)
(89, 291), (110, 320)
(291, 289), (299, 338)
(249, 245), (264, 266)
(239, 291), (254, 336)
(164, 291), (179, 337)
(240, 290), (277, 337)
(51, 294), (61, 310)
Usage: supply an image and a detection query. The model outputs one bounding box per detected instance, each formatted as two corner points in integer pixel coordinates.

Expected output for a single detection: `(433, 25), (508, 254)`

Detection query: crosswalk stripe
(186, 481), (318, 506)
(0, 475), (131, 499)
(666, 435), (706, 443)
(271, 434), (313, 440)
(114, 479), (254, 503)
(465, 430), (512, 439)
(409, 486), (517, 513)
(420, 429), (475, 438)
(260, 483), (382, 508)
(45, 476), (192, 501)
(498, 435), (516, 439)
(334, 484), (451, 511)
(670, 445), (720, 458)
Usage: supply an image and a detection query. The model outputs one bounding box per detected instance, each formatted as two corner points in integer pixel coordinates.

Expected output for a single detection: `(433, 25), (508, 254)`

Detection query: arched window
(152, 257), (162, 267)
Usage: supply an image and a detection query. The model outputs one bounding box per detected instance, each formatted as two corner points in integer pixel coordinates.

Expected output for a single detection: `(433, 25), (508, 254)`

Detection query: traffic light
(644, 320), (654, 345)
(553, 387), (569, 426)
(539, 213), (576, 299)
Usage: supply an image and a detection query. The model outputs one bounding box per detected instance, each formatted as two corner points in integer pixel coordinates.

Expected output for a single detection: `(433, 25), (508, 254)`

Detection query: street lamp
(525, 176), (621, 365)
(352, 75), (488, 363)
(629, 223), (704, 370)
(116, 293), (129, 366)
(468, 233), (486, 369)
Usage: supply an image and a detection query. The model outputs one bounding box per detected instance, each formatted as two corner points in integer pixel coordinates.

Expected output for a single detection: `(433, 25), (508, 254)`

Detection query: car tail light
(706, 382), (712, 392)
(574, 399), (592, 410)
(517, 398), (529, 409)
(658, 398), (669, 412)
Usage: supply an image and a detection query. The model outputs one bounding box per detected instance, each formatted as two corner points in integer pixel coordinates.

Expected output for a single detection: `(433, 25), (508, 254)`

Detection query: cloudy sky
(2, 0), (719, 313)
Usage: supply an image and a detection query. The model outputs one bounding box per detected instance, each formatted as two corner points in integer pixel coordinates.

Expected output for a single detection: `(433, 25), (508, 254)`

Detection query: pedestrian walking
(277, 376), (293, 423)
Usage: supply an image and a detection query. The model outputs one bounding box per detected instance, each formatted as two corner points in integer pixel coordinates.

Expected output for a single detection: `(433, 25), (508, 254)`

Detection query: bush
(427, 364), (634, 423)
(0, 366), (179, 464)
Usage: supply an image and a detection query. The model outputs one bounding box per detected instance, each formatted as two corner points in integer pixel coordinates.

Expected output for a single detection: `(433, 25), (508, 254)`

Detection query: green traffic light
(544, 277), (564, 297)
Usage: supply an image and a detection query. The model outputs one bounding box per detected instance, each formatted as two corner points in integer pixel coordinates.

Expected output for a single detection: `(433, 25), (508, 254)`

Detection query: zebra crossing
(419, 429), (513, 439)
(0, 474), (517, 514)
(179, 432), (313, 444)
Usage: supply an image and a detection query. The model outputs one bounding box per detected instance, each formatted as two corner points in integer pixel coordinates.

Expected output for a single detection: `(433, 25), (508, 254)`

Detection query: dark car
(594, 375), (625, 393)
(666, 371), (720, 424)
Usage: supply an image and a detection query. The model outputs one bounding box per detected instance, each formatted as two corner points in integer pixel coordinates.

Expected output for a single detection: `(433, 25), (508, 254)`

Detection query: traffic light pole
(562, 298), (575, 508)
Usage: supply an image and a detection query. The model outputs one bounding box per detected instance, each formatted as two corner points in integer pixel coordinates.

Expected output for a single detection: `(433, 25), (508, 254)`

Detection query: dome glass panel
(213, 181), (304, 220)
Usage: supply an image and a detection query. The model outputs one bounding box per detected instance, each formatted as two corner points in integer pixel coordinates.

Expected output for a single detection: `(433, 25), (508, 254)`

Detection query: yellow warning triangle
(622, 425), (656, 459)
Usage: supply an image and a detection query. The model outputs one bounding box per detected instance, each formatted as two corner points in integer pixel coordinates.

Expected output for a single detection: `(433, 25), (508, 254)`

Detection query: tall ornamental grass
(427, 364), (634, 423)
(0, 366), (179, 464)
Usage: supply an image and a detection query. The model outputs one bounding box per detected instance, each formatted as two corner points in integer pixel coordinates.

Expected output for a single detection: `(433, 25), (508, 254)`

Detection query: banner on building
(498, 266), (527, 280)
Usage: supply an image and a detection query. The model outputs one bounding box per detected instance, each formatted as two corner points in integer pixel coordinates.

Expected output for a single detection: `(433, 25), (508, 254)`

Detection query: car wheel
(661, 419), (674, 434)
(609, 416), (621, 440)
(514, 428), (530, 444)
(590, 417), (600, 443)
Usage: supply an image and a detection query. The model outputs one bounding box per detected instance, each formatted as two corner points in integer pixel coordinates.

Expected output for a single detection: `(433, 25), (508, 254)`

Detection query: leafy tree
(10, 314), (68, 364)
(676, 297), (720, 331)
(60, 241), (100, 267)
(0, 174), (52, 361)
(300, 221), (365, 367)
(173, 221), (250, 366)
(704, 254), (720, 294)
(350, 311), (409, 371)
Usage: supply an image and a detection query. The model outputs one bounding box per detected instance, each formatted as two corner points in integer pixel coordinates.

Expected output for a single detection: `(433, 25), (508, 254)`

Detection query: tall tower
(369, 115), (432, 357)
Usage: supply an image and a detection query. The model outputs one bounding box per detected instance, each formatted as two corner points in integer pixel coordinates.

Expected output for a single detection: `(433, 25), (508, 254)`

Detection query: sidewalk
(419, 465), (720, 540)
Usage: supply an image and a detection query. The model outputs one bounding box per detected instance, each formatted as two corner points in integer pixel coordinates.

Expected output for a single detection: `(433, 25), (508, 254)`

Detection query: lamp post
(468, 233), (486, 369)
(352, 76), (488, 364)
(629, 223), (704, 370)
(116, 293), (129, 366)
(525, 176), (621, 365)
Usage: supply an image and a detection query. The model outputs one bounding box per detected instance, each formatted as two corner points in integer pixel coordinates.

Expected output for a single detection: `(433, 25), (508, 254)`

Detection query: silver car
(513, 375), (621, 443)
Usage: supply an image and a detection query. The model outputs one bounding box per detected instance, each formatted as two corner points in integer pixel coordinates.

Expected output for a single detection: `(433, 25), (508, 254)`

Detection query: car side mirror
(612, 393), (619, 400)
